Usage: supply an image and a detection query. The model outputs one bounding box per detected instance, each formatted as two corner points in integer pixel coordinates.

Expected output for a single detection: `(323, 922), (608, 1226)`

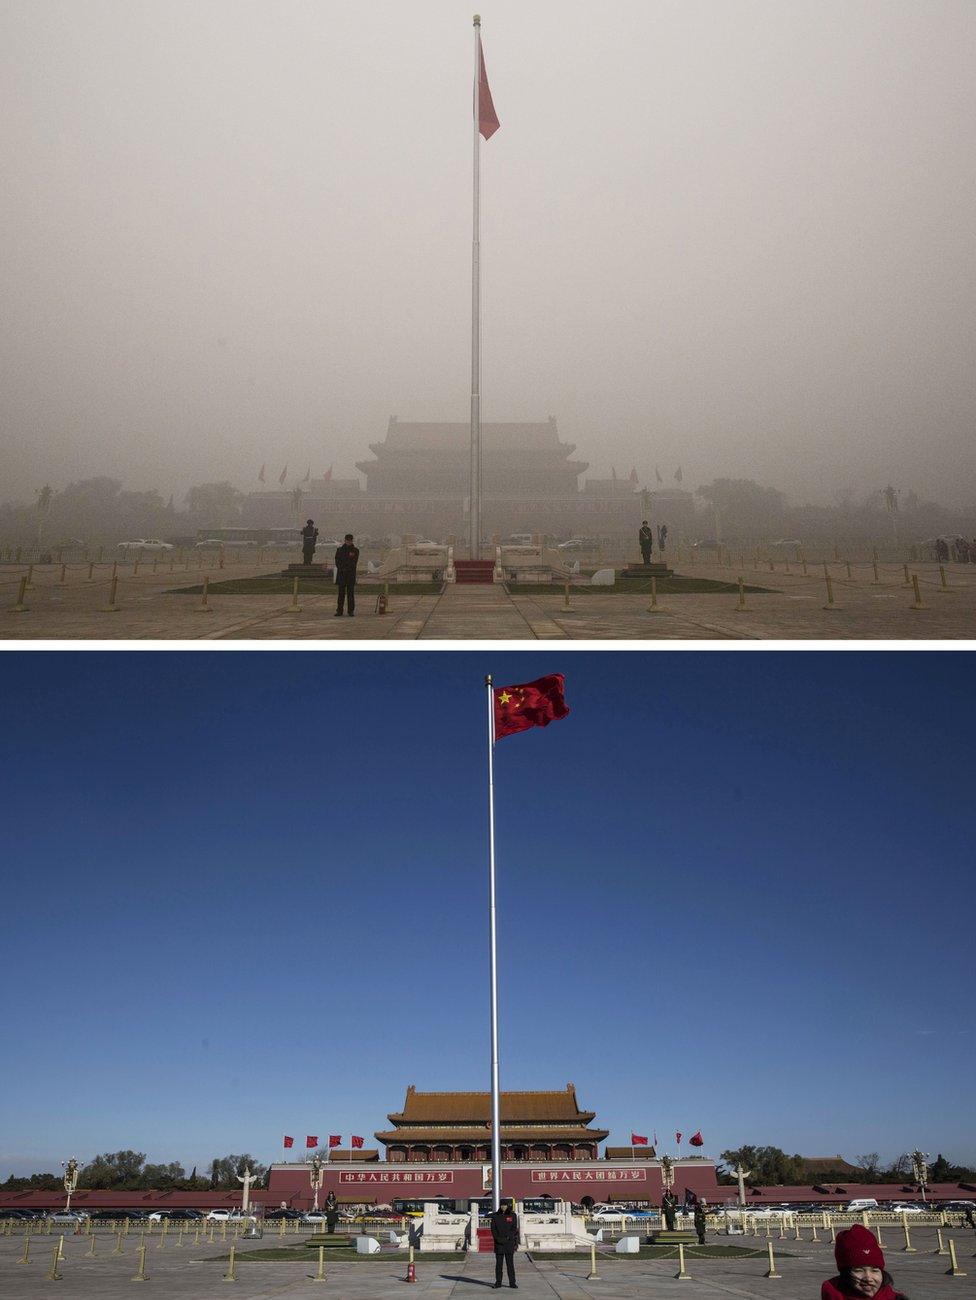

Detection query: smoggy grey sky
(2, 0), (974, 506)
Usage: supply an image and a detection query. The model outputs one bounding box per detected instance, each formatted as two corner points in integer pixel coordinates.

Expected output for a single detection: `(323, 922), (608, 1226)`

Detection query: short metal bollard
(765, 1240), (781, 1278)
(675, 1241), (691, 1280)
(8, 574), (29, 614)
(223, 1243), (237, 1282)
(586, 1237), (600, 1280)
(131, 1241), (150, 1282)
(312, 1243), (326, 1283)
(47, 1235), (65, 1281)
(947, 1238), (967, 1277)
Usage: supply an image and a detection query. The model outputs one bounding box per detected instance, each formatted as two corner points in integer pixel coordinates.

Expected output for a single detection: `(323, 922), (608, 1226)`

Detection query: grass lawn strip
(169, 579), (444, 596)
(212, 1247), (462, 1262)
(529, 1244), (791, 1260)
(507, 578), (774, 595)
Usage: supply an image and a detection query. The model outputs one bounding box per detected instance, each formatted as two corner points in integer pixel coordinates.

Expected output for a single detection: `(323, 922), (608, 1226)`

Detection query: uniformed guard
(490, 1198), (520, 1290)
(301, 519), (319, 566)
(662, 1190), (678, 1232)
(639, 520), (653, 565)
(334, 533), (360, 616)
(324, 1190), (339, 1234)
(693, 1198), (707, 1245)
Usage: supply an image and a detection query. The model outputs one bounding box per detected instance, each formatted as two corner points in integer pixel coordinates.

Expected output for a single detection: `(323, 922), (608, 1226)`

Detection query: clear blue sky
(1, 650), (973, 1179)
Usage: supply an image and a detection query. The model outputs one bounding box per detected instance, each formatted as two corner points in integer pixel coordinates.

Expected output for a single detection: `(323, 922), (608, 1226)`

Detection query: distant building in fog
(241, 416), (695, 541)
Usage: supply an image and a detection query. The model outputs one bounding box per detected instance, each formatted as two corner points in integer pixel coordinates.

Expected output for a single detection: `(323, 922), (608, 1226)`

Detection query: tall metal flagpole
(470, 16), (483, 560)
(484, 673), (501, 1210)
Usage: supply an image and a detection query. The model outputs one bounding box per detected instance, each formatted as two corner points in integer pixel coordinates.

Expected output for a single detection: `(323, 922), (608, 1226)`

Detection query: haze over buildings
(2, 1), (974, 506)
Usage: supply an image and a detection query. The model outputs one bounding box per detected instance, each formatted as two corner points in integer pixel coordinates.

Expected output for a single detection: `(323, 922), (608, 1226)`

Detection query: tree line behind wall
(1, 1150), (269, 1193)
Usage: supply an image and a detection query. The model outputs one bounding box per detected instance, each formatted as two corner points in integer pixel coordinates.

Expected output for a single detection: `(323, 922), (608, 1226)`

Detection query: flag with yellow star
(493, 674), (569, 740)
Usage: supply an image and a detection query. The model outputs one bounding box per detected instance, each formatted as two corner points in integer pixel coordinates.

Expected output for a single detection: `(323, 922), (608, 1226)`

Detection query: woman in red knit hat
(822, 1225), (908, 1300)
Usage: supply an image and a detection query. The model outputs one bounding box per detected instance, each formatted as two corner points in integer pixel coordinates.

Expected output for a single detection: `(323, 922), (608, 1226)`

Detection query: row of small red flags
(631, 1131), (704, 1147)
(283, 1136), (364, 1150)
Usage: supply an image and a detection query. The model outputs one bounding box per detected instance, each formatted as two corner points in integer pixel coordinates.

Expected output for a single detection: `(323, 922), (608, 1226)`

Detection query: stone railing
(496, 545), (572, 584)
(374, 544), (450, 584)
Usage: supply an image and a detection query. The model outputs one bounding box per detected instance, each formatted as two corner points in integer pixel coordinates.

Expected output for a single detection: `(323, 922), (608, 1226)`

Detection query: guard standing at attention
(693, 1198), (707, 1245)
(334, 533), (360, 617)
(324, 1190), (339, 1234)
(639, 520), (653, 564)
(490, 1198), (520, 1289)
(301, 519), (319, 565)
(662, 1190), (678, 1232)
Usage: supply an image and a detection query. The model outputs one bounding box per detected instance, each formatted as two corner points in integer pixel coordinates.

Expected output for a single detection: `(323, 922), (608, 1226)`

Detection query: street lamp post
(308, 1155), (324, 1213)
(911, 1150), (929, 1204)
(62, 1159), (79, 1213)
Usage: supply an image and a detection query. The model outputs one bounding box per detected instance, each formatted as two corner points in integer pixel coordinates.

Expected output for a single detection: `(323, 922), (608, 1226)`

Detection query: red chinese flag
(328, 1135), (341, 1149)
(477, 34), (500, 140)
(306, 1136), (318, 1149)
(351, 1136), (364, 1149)
(675, 1132), (682, 1144)
(689, 1132), (704, 1147)
(494, 674), (569, 740)
(283, 1136), (294, 1149)
(630, 1133), (648, 1146)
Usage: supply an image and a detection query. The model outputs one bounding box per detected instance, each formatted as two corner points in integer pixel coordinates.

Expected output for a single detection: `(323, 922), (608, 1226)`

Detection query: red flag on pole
(675, 1132), (682, 1144)
(493, 674), (569, 740)
(351, 1136), (364, 1149)
(653, 1131), (658, 1146)
(278, 466), (288, 485)
(283, 1136), (294, 1149)
(306, 1136), (318, 1149)
(323, 464), (333, 483)
(630, 1133), (648, 1146)
(477, 34), (500, 140)
(689, 1132), (704, 1147)
(328, 1135), (341, 1149)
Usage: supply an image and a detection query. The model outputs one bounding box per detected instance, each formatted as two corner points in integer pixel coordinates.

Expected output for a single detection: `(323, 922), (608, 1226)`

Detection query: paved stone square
(2, 1226), (974, 1297)
(2, 558), (975, 640)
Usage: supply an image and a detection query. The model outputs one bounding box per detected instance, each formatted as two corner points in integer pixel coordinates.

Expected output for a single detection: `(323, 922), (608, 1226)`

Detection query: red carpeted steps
(454, 560), (496, 584)
(476, 1226), (495, 1250)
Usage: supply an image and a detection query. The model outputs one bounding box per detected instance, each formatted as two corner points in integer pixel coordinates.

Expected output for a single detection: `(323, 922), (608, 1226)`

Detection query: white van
(847, 1199), (879, 1212)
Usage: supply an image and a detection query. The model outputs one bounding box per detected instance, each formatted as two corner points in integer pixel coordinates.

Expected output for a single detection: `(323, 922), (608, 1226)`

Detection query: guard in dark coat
(693, 1199), (707, 1245)
(490, 1199), (520, 1289)
(334, 534), (360, 616)
(301, 519), (318, 565)
(324, 1190), (339, 1234)
(662, 1190), (678, 1232)
(639, 521), (653, 565)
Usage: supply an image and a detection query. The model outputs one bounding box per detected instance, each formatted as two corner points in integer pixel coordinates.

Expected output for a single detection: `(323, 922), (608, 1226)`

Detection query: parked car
(263, 1207), (303, 1220)
(117, 538), (173, 553)
(846, 1199), (880, 1212)
(194, 538), (256, 548)
(147, 1208), (203, 1221)
(591, 1206), (653, 1221)
(301, 1211), (328, 1224)
(888, 1203), (925, 1214)
(556, 537), (598, 551)
(50, 1210), (88, 1223)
